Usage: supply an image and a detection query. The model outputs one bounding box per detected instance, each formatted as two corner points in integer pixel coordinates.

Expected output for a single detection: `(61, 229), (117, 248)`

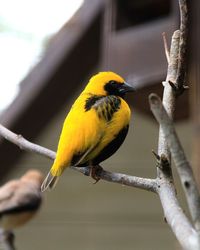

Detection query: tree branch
(153, 29), (199, 249)
(0, 123), (157, 193)
(97, 169), (157, 192)
(158, 30), (180, 163)
(148, 0), (200, 248)
(0, 124), (55, 160)
(157, 180), (199, 250)
(156, 29), (180, 233)
(150, 94), (200, 231)
(176, 0), (189, 94)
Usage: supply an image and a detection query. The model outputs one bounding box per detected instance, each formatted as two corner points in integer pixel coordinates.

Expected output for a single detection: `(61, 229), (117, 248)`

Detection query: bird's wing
(0, 181), (41, 215)
(73, 142), (101, 166)
(51, 95), (107, 172)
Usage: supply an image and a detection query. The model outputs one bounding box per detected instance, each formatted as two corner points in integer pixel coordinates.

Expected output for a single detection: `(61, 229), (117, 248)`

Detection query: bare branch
(149, 0), (200, 247)
(97, 169), (157, 192)
(0, 124), (55, 160)
(156, 31), (180, 240)
(0, 123), (156, 193)
(157, 180), (199, 250)
(158, 30), (180, 159)
(150, 94), (200, 231)
(71, 166), (157, 192)
(176, 0), (189, 94)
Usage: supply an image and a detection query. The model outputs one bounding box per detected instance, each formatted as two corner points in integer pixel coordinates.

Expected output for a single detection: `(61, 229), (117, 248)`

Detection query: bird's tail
(41, 171), (59, 192)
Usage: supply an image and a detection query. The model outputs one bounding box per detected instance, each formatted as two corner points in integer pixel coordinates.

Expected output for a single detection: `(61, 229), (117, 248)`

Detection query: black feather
(84, 95), (103, 111)
(92, 125), (129, 165)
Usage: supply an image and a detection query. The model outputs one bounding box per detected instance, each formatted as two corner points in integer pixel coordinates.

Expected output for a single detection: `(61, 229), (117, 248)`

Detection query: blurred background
(0, 0), (199, 249)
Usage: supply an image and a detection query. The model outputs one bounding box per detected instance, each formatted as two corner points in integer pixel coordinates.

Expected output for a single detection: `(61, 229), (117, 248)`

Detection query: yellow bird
(41, 72), (134, 191)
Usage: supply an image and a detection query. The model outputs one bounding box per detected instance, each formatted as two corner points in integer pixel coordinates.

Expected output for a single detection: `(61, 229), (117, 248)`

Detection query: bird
(0, 170), (43, 230)
(41, 71), (134, 191)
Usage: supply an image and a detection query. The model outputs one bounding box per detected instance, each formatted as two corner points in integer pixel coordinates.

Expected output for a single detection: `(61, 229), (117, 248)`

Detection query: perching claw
(89, 165), (103, 184)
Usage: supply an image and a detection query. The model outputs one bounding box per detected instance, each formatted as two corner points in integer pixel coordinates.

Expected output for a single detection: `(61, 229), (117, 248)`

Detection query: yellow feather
(41, 71), (133, 191)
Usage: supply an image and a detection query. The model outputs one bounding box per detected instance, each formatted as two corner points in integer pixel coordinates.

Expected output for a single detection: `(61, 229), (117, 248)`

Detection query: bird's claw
(90, 165), (103, 184)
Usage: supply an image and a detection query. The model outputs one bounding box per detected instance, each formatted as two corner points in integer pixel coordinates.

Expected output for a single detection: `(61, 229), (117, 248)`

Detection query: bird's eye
(109, 80), (117, 85)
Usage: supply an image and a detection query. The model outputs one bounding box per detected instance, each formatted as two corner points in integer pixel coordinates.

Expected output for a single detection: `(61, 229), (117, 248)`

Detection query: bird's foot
(90, 165), (103, 184)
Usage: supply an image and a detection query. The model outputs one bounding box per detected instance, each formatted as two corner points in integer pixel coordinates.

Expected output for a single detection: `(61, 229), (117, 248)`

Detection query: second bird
(41, 71), (134, 191)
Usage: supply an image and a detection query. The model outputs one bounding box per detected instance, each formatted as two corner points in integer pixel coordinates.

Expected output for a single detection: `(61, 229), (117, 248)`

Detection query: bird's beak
(119, 82), (135, 94)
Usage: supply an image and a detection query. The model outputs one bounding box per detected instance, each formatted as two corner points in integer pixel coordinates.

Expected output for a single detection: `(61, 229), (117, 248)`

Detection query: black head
(104, 80), (135, 97)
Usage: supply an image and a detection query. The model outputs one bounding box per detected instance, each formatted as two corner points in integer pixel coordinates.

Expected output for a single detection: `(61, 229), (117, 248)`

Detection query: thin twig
(150, 94), (200, 231)
(98, 169), (157, 192)
(162, 32), (170, 64)
(0, 124), (55, 160)
(0, 123), (157, 193)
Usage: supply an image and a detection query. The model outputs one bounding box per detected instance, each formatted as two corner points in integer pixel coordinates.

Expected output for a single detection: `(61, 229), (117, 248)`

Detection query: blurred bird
(0, 170), (43, 230)
(41, 71), (134, 191)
